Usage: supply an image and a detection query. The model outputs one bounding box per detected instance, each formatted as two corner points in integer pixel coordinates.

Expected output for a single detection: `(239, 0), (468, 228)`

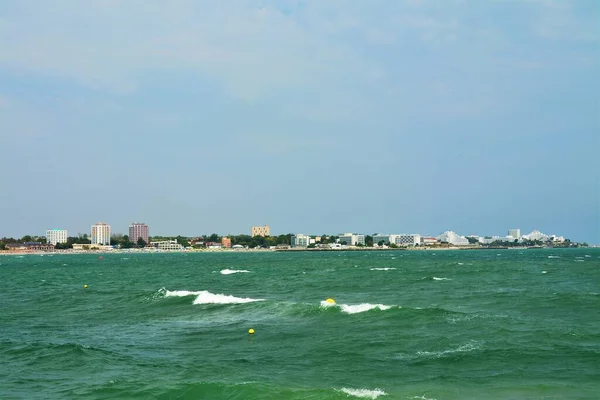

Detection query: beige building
(251, 225), (270, 237)
(91, 222), (111, 245)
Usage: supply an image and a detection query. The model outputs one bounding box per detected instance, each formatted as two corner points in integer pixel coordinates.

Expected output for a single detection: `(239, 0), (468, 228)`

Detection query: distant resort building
(251, 225), (270, 237)
(337, 233), (365, 246)
(150, 240), (184, 251)
(46, 229), (67, 245)
(420, 237), (438, 246)
(508, 229), (521, 239)
(436, 231), (470, 246)
(6, 242), (55, 253)
(91, 222), (111, 245)
(129, 222), (149, 244)
(373, 234), (420, 246)
(221, 237), (232, 248)
(291, 234), (311, 248)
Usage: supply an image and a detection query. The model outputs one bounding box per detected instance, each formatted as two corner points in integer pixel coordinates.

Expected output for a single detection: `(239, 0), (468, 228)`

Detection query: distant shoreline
(0, 245), (584, 257)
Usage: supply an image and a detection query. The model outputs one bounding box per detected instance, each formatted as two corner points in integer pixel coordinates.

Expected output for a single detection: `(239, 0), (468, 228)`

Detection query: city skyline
(0, 1), (597, 244)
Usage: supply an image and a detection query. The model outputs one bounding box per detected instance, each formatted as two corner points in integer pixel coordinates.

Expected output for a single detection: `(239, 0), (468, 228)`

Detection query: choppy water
(1, 249), (599, 399)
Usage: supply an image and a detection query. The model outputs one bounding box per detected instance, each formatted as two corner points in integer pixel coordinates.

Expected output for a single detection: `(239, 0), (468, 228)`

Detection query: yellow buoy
(325, 298), (335, 304)
(84, 284), (88, 289)
(248, 328), (255, 335)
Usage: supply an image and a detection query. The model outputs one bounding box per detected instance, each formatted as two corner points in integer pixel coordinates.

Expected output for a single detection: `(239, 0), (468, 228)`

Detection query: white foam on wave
(548, 255), (560, 259)
(457, 262), (464, 265)
(575, 260), (584, 262)
(192, 291), (264, 304)
(165, 289), (203, 297)
(542, 271), (547, 274)
(220, 269), (250, 275)
(370, 267), (396, 271)
(433, 277), (451, 281)
(340, 303), (393, 314)
(320, 300), (337, 307)
(338, 388), (387, 399)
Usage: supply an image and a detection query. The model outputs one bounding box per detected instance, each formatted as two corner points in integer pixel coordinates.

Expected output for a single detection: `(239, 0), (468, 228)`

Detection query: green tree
(467, 237), (479, 245)
(365, 235), (374, 247)
(21, 235), (33, 243)
(137, 238), (147, 248)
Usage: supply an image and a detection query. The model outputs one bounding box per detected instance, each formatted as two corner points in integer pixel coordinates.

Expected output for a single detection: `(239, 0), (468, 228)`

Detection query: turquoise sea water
(1, 249), (599, 399)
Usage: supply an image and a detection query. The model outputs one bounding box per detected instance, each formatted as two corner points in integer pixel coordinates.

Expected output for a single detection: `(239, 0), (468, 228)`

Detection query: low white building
(421, 237), (438, 245)
(436, 231), (470, 246)
(338, 233), (365, 246)
(291, 234), (311, 248)
(46, 229), (68, 245)
(150, 240), (184, 251)
(373, 234), (396, 245)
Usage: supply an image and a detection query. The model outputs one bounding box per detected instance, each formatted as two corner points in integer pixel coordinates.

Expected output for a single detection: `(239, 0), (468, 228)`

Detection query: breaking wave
(370, 267), (396, 271)
(338, 387), (387, 399)
(220, 269), (250, 275)
(165, 289), (264, 304)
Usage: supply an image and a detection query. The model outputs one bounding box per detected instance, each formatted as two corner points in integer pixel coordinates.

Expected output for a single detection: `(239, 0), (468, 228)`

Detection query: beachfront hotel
(91, 222), (111, 245)
(251, 225), (270, 237)
(46, 229), (67, 245)
(291, 234), (311, 247)
(129, 222), (149, 244)
(338, 233), (366, 246)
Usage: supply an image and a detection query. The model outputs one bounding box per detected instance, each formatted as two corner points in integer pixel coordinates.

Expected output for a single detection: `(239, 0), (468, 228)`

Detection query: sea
(1, 248), (599, 400)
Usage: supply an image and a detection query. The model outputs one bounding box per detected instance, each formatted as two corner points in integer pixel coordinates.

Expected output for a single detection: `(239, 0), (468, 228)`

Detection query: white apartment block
(91, 222), (111, 245)
(373, 233), (420, 246)
(338, 233), (365, 246)
(508, 229), (521, 239)
(46, 229), (67, 245)
(251, 225), (270, 237)
(291, 234), (311, 247)
(395, 234), (421, 246)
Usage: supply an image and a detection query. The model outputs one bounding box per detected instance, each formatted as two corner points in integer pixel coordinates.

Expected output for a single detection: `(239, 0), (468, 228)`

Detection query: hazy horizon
(1, 1), (598, 243)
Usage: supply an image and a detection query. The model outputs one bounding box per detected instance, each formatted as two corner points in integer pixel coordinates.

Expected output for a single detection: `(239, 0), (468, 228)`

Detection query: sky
(0, 0), (598, 243)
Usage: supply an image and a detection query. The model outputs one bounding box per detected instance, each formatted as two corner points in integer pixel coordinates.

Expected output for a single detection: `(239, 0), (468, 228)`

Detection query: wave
(432, 277), (451, 281)
(319, 301), (395, 314)
(370, 267), (396, 271)
(340, 304), (393, 314)
(338, 387), (387, 399)
(164, 289), (264, 304)
(220, 269), (250, 275)
(394, 340), (483, 362)
(193, 291), (264, 304)
(548, 255), (560, 259)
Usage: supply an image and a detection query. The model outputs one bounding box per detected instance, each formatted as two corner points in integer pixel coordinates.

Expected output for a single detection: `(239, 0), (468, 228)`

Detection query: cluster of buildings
(290, 229), (568, 248)
(2, 222), (573, 253)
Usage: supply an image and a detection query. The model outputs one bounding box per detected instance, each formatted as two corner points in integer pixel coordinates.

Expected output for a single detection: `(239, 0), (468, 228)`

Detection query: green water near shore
(1, 249), (599, 399)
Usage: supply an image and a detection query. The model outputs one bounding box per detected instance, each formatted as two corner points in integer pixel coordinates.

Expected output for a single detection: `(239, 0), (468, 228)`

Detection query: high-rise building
(91, 222), (111, 245)
(129, 222), (149, 244)
(508, 229), (521, 239)
(251, 225), (270, 237)
(46, 229), (67, 245)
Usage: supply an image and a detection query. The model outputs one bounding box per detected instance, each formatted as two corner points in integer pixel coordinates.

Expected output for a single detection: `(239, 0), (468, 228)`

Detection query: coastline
(0, 245), (573, 257)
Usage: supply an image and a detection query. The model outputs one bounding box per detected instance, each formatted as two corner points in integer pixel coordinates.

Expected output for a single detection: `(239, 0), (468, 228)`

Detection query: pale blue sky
(1, 0), (598, 242)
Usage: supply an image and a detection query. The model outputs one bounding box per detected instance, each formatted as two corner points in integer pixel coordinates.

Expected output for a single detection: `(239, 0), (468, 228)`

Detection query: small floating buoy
(248, 328), (255, 335)
(84, 284), (88, 289)
(325, 298), (336, 304)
